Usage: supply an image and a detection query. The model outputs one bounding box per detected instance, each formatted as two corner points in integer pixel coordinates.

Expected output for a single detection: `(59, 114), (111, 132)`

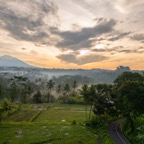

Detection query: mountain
(0, 55), (32, 67)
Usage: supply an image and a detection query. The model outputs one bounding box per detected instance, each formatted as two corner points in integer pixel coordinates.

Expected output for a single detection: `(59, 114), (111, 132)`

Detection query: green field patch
(0, 123), (98, 144)
(21, 104), (49, 110)
(35, 104), (87, 123)
(3, 103), (50, 122)
(1, 103), (99, 143)
(4, 110), (39, 122)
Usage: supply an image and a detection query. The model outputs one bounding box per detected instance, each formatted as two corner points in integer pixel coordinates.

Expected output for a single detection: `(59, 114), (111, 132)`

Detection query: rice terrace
(0, 103), (103, 144)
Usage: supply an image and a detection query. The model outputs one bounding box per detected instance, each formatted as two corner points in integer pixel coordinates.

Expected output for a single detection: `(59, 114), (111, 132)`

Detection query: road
(109, 118), (131, 144)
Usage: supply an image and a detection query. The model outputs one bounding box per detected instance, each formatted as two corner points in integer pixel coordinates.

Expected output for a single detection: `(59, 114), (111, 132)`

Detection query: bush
(59, 96), (84, 104)
(72, 120), (77, 125)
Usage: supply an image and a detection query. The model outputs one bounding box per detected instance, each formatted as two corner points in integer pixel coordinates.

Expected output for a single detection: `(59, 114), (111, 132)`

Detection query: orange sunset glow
(0, 0), (144, 70)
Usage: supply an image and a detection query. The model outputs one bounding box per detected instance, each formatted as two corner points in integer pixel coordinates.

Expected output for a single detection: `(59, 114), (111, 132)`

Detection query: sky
(0, 0), (144, 70)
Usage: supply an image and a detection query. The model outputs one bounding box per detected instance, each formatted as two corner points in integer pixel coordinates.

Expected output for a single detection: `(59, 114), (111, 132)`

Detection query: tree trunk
(85, 102), (88, 123)
(89, 103), (93, 122)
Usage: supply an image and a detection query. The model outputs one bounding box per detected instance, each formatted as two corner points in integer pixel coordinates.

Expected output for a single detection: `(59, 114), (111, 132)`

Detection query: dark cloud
(57, 53), (107, 65)
(94, 18), (108, 23)
(110, 46), (144, 54)
(92, 49), (107, 52)
(130, 34), (144, 41)
(108, 32), (131, 41)
(71, 24), (81, 31)
(54, 19), (117, 50)
(0, 0), (58, 42)
(111, 46), (144, 54)
(92, 46), (124, 53)
(57, 54), (77, 64)
(119, 50), (132, 53)
(135, 47), (144, 53)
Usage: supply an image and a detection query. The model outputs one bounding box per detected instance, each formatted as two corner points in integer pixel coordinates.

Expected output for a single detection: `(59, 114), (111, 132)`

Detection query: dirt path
(109, 118), (131, 144)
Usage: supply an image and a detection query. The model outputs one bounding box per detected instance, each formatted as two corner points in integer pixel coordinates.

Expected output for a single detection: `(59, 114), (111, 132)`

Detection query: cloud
(92, 49), (107, 52)
(30, 50), (38, 55)
(54, 19), (116, 50)
(21, 48), (27, 50)
(108, 31), (130, 41)
(57, 53), (107, 65)
(92, 46), (123, 53)
(115, 0), (144, 13)
(72, 0), (117, 18)
(119, 50), (132, 53)
(130, 34), (144, 41)
(119, 49), (144, 54)
(0, 0), (59, 42)
(117, 0), (144, 7)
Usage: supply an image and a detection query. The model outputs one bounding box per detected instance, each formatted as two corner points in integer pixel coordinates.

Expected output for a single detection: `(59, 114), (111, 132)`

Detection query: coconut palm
(63, 83), (70, 96)
(80, 84), (89, 122)
(56, 84), (62, 94)
(72, 80), (77, 96)
(46, 79), (55, 103)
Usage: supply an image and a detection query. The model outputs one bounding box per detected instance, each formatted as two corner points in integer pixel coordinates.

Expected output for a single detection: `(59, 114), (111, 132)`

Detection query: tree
(0, 76), (10, 100)
(33, 91), (42, 103)
(63, 83), (70, 96)
(0, 98), (12, 122)
(47, 79), (55, 92)
(80, 84), (89, 122)
(114, 72), (144, 132)
(46, 79), (55, 103)
(9, 76), (30, 103)
(56, 84), (62, 94)
(114, 72), (144, 86)
(0, 85), (2, 99)
(72, 80), (77, 96)
(88, 84), (97, 121)
(56, 84), (62, 101)
(27, 86), (32, 102)
(118, 81), (144, 115)
(115, 66), (130, 73)
(93, 84), (115, 122)
(114, 72), (144, 115)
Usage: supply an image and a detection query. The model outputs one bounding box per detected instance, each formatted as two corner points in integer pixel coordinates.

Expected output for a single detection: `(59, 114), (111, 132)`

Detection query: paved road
(109, 118), (131, 144)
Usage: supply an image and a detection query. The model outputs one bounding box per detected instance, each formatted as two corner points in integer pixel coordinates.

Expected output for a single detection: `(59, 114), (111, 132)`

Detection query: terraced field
(0, 103), (98, 144)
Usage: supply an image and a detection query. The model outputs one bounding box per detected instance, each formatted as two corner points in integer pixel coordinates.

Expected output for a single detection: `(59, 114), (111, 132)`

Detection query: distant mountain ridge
(0, 55), (31, 67)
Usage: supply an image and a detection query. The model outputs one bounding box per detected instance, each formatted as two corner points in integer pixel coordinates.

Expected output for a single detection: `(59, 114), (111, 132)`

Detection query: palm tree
(88, 85), (97, 121)
(55, 84), (62, 101)
(56, 84), (62, 94)
(47, 79), (55, 103)
(47, 79), (55, 92)
(80, 84), (89, 122)
(63, 83), (70, 96)
(0, 85), (3, 99)
(72, 80), (77, 96)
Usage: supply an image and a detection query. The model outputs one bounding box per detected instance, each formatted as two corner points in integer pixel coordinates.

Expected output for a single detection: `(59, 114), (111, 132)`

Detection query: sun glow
(79, 49), (88, 55)
(95, 44), (105, 49)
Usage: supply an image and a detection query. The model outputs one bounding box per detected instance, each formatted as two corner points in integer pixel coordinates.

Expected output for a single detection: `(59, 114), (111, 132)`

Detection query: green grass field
(0, 103), (99, 144)
(0, 123), (98, 144)
(35, 103), (86, 123)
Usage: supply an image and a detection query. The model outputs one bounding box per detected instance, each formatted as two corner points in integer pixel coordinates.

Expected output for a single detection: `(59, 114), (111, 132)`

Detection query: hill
(0, 55), (31, 67)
